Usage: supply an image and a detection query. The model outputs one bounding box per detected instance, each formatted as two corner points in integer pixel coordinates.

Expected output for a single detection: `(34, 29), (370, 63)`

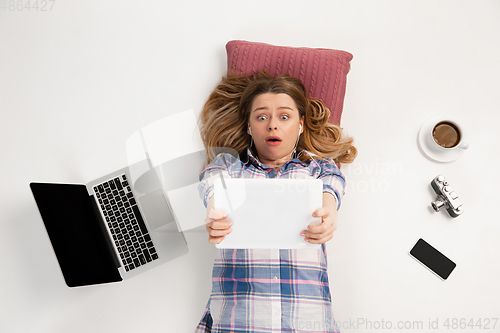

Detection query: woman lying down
(195, 70), (357, 333)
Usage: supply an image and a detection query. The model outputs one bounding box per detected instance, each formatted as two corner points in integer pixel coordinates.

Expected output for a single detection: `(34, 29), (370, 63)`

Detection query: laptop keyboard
(93, 174), (159, 272)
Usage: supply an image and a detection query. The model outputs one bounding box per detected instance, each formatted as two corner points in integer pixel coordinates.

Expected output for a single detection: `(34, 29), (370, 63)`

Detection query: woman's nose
(268, 118), (278, 130)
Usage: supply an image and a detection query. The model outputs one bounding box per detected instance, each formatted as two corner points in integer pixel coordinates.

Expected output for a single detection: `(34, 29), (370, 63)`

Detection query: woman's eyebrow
(253, 106), (294, 112)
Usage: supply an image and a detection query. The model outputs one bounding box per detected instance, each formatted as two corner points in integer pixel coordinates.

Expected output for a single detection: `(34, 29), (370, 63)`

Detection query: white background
(1, 1), (500, 332)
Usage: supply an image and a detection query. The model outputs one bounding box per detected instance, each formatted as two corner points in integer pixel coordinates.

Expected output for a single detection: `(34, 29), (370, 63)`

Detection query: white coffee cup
(427, 117), (469, 152)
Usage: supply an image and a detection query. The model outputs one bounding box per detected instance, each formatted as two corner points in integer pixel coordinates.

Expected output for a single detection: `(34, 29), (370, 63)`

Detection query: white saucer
(417, 117), (466, 163)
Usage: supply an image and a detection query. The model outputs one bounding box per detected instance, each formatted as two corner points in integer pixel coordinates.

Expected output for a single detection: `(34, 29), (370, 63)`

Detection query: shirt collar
(242, 148), (310, 170)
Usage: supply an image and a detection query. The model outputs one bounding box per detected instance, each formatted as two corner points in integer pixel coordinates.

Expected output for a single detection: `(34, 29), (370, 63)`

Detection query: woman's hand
(301, 193), (338, 244)
(205, 196), (232, 244)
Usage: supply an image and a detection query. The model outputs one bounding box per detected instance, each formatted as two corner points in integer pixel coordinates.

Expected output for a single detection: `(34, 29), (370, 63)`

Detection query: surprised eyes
(257, 115), (290, 121)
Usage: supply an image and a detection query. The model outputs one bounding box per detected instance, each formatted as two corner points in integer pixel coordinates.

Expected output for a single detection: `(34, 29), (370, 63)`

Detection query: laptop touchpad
(138, 190), (174, 230)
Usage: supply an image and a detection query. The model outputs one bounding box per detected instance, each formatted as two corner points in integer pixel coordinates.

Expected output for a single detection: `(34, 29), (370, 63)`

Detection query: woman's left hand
(301, 193), (338, 244)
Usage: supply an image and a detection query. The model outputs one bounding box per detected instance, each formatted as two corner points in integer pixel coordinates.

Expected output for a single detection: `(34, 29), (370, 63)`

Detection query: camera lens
(432, 199), (445, 212)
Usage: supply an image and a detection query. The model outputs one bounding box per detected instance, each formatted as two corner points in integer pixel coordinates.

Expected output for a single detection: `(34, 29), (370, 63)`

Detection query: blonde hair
(199, 70), (357, 167)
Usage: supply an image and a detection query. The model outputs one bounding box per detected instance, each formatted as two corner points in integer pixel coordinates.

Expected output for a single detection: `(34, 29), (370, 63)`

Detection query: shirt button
(273, 276), (278, 282)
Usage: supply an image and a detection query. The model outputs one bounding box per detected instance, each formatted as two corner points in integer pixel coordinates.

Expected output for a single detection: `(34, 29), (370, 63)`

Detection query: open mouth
(266, 136), (282, 146)
(266, 136), (282, 142)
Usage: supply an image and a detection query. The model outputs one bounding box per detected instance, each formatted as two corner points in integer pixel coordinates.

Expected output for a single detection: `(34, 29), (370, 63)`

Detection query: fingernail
(305, 238), (310, 242)
(227, 229), (232, 234)
(300, 232), (305, 236)
(229, 222), (233, 227)
(307, 225), (311, 230)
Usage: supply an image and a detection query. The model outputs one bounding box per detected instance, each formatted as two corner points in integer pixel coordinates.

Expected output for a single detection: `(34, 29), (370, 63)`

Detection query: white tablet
(214, 178), (323, 249)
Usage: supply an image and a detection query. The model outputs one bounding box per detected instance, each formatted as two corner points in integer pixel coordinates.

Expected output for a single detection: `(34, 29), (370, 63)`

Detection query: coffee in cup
(428, 117), (469, 151)
(432, 121), (461, 148)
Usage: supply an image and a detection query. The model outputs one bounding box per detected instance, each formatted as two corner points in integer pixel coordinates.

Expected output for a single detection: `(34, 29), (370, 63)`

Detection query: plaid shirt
(195, 149), (344, 333)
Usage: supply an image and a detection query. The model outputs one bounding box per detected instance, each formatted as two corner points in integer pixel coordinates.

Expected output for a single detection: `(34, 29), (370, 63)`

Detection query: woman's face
(247, 92), (304, 164)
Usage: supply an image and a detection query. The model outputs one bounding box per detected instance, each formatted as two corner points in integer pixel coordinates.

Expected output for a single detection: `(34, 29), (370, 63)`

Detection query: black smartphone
(409, 238), (457, 280)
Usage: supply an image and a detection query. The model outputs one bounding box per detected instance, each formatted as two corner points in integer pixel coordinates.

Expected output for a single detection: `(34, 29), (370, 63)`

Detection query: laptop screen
(30, 183), (122, 287)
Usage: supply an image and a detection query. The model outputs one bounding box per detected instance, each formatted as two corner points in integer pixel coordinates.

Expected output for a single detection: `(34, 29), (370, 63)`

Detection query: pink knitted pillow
(226, 40), (353, 125)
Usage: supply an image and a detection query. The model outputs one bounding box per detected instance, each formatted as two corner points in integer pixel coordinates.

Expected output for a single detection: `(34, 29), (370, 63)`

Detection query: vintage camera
(430, 175), (463, 218)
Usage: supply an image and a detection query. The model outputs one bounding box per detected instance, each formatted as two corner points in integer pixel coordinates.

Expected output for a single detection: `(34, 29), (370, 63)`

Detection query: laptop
(214, 177), (323, 249)
(30, 166), (189, 287)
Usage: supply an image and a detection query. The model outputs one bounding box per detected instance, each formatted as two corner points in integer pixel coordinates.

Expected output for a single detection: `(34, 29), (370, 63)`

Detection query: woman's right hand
(205, 208), (232, 244)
